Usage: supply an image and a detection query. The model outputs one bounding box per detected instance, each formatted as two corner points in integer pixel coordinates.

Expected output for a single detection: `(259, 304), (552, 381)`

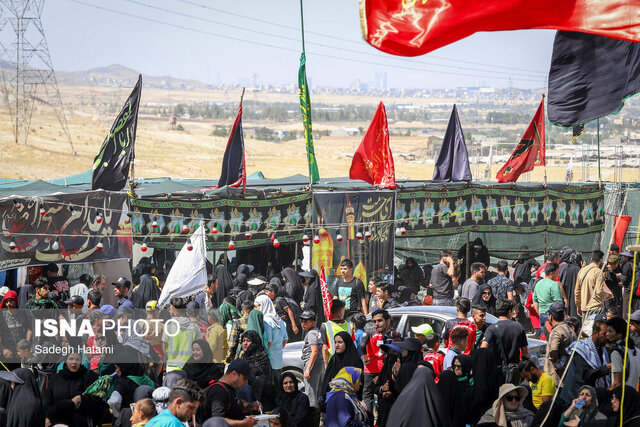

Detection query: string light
(39, 207), (46, 216)
(96, 239), (104, 251)
(356, 231), (363, 240)
(12, 199), (22, 209)
(96, 212), (103, 223)
(9, 240), (16, 250)
(273, 238), (280, 248)
(244, 230), (252, 239)
(365, 230), (372, 239)
(51, 240), (60, 251)
(181, 224), (189, 234)
(186, 240), (193, 251)
(302, 234), (310, 243)
(211, 226), (218, 235)
(313, 235), (320, 244)
(336, 233), (343, 242)
(228, 239), (235, 250)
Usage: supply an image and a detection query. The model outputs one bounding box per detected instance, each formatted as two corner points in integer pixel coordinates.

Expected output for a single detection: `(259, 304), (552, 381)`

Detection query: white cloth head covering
(254, 294), (280, 328)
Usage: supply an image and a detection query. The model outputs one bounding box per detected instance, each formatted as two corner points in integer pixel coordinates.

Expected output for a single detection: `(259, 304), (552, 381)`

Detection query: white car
(282, 305), (547, 390)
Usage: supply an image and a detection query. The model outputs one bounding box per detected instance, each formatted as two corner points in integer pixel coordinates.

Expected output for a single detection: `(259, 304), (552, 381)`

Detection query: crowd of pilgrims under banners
(0, 242), (640, 426)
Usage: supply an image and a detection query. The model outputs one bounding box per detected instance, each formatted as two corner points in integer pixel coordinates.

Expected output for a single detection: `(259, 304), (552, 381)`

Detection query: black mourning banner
(0, 191), (132, 270)
(395, 185), (604, 236)
(129, 193), (312, 250)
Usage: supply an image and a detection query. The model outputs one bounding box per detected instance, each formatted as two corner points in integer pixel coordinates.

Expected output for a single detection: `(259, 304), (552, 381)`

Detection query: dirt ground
(0, 86), (635, 183)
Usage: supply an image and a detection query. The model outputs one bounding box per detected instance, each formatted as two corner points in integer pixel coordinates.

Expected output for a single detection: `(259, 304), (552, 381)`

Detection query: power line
(67, 0), (545, 83)
(121, 0), (546, 80)
(173, 0), (548, 77)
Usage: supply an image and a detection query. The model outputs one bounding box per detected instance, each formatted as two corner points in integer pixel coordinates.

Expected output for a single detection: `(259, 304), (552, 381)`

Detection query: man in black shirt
(333, 259), (367, 318)
(429, 250), (456, 306)
(205, 359), (260, 426)
(481, 298), (529, 383)
(376, 281), (400, 310)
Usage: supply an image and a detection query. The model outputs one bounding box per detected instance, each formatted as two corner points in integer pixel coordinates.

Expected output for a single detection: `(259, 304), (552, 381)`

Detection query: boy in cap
(64, 295), (85, 320)
(112, 277), (134, 311)
(422, 332), (445, 377)
(300, 310), (324, 408)
(543, 301), (576, 383)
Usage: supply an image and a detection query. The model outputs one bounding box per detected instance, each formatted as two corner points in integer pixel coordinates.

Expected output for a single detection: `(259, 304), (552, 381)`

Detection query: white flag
(483, 143), (493, 179)
(565, 155), (573, 183)
(158, 222), (207, 307)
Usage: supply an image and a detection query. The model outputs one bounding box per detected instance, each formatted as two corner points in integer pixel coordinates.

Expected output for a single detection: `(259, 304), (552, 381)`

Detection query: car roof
(368, 305), (499, 323)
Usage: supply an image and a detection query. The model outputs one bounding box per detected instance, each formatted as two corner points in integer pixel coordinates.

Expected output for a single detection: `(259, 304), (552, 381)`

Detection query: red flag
(319, 266), (332, 321)
(360, 0), (640, 57)
(614, 215), (631, 251)
(497, 96), (545, 183)
(349, 102), (395, 188)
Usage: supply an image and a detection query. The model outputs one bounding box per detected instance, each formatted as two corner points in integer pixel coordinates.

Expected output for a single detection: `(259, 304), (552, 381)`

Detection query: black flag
(548, 31), (640, 127)
(92, 75), (141, 191)
(217, 103), (246, 191)
(433, 105), (472, 182)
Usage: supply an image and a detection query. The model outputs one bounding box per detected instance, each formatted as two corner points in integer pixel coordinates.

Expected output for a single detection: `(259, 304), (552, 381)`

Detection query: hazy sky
(43, 0), (555, 89)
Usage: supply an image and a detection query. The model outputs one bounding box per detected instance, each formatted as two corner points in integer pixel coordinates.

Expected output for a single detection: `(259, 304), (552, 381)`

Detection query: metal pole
(465, 231), (471, 280)
(295, 241), (299, 271)
(597, 118), (602, 187)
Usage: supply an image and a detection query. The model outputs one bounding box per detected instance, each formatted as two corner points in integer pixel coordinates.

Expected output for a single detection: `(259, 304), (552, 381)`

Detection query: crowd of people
(0, 244), (640, 426)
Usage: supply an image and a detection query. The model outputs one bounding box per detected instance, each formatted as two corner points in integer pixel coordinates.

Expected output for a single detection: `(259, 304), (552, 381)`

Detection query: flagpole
(299, 0), (312, 190)
(240, 87), (245, 105)
(597, 118), (602, 187)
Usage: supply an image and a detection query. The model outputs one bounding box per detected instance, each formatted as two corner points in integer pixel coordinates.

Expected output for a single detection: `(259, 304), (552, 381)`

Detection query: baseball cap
(548, 301), (565, 318)
(621, 251), (634, 258)
(411, 323), (434, 336)
(64, 295), (84, 306)
(227, 359), (255, 382)
(111, 278), (131, 288)
(381, 342), (403, 354)
(300, 310), (316, 320)
(99, 305), (116, 317)
(631, 310), (640, 323)
(146, 300), (158, 310)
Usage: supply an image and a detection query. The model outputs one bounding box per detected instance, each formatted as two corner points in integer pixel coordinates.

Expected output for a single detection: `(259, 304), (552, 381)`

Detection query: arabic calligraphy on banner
(312, 191), (396, 290)
(130, 193), (312, 250)
(395, 185), (604, 236)
(0, 191), (132, 270)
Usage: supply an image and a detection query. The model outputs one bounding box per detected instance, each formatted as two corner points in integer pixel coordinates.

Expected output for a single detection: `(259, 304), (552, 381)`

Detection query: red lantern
(39, 207), (46, 216)
(9, 240), (16, 251)
(151, 220), (158, 229)
(356, 232), (363, 240)
(141, 243), (148, 252)
(245, 231), (252, 239)
(96, 241), (104, 251)
(182, 224), (189, 234)
(336, 234), (343, 242)
(187, 243), (193, 251)
(302, 234), (310, 243)
(365, 230), (372, 239)
(273, 238), (280, 248)
(96, 213), (103, 224)
(313, 235), (320, 244)
(211, 226), (218, 234)
(228, 240), (235, 250)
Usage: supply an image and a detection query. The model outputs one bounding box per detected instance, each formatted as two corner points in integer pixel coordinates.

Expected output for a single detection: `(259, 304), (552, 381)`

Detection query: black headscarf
(438, 370), (465, 427)
(240, 330), (272, 379)
(236, 264), (253, 277)
(453, 354), (474, 396)
(131, 274), (161, 309)
(282, 268), (304, 304)
(467, 349), (500, 425)
(214, 265), (233, 307)
(182, 339), (223, 389)
(394, 362), (418, 394)
(609, 386), (640, 427)
(231, 274), (253, 310)
(277, 372), (301, 417)
(302, 270), (325, 324)
(389, 367), (451, 427)
(321, 331), (363, 400)
(561, 251), (583, 318)
(7, 368), (45, 427)
(472, 283), (497, 316)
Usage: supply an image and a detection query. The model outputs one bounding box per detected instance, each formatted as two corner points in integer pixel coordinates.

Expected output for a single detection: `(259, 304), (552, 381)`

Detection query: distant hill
(53, 64), (210, 90)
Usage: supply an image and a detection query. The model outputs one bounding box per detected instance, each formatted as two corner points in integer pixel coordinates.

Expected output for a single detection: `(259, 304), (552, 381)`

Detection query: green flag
(298, 53), (320, 184)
